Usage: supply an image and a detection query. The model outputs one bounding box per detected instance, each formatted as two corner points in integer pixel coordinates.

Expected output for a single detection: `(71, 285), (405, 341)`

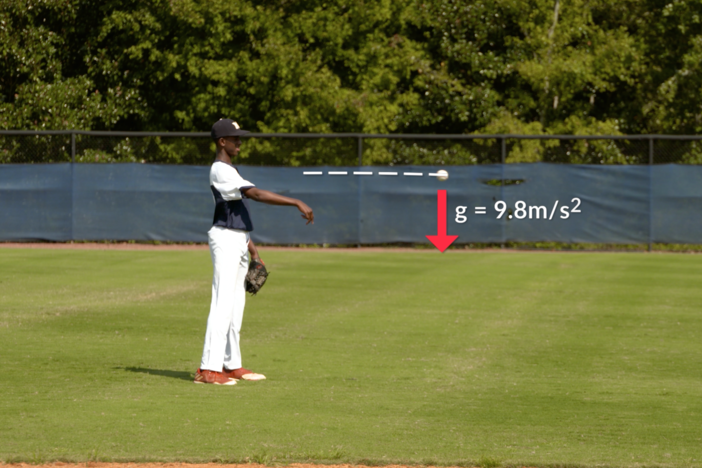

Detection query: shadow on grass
(117, 366), (193, 382)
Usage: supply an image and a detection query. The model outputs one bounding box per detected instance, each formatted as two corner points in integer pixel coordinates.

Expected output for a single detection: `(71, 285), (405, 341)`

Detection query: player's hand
(251, 254), (264, 265)
(297, 202), (314, 225)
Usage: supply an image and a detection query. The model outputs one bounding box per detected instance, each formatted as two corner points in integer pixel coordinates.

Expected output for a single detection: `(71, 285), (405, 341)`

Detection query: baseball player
(195, 118), (314, 385)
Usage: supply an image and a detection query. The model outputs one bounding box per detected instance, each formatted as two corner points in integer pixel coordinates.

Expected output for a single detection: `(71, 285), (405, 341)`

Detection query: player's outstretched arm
(242, 187), (314, 224)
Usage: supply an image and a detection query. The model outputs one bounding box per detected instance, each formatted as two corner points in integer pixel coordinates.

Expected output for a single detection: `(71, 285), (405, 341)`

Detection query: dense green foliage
(2, 0), (702, 138)
(1, 248), (702, 466)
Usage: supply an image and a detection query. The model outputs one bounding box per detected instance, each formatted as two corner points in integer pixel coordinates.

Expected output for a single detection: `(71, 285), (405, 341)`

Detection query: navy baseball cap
(211, 118), (250, 140)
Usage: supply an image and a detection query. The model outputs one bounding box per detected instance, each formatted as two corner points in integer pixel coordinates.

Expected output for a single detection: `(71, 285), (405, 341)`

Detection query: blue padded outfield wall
(1, 163), (701, 244)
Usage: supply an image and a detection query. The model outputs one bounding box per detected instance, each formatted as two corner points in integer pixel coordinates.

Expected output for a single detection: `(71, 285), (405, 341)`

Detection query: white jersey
(209, 161), (256, 231)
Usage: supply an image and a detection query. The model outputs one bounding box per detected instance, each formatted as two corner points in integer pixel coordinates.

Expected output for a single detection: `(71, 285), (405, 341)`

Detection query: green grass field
(0, 247), (701, 467)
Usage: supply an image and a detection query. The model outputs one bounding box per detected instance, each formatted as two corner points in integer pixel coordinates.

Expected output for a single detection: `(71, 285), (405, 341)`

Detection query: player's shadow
(118, 366), (193, 382)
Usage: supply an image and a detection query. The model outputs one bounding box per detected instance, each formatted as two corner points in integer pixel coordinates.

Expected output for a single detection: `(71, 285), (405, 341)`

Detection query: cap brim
(213, 129), (250, 139)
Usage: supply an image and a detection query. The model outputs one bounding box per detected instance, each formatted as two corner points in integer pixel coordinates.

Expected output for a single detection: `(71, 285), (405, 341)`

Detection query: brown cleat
(194, 368), (237, 385)
(223, 367), (266, 381)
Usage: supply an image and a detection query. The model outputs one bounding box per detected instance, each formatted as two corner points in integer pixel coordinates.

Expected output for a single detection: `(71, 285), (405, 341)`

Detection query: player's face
(221, 136), (242, 157)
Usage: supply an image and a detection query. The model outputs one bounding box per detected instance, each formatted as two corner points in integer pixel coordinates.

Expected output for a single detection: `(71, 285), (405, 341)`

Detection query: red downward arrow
(426, 189), (459, 252)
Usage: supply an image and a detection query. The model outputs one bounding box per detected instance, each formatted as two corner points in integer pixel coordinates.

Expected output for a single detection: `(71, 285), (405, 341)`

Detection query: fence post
(70, 131), (76, 241)
(648, 138), (654, 252)
(357, 135), (363, 247)
(357, 135), (363, 166)
(501, 137), (506, 164)
(501, 137), (506, 249)
(71, 132), (76, 163)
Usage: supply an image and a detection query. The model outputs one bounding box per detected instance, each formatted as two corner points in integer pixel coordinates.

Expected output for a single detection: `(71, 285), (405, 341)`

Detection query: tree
(3, 0), (702, 163)
(0, 0), (143, 130)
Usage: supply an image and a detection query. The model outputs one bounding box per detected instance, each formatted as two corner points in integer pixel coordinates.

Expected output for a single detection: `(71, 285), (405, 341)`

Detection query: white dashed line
(304, 170), (435, 177)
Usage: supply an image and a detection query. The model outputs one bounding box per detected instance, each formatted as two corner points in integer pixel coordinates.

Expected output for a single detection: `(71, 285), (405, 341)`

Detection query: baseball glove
(244, 259), (268, 295)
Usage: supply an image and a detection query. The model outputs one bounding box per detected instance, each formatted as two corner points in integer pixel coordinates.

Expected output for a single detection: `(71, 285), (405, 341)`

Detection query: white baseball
(436, 169), (449, 181)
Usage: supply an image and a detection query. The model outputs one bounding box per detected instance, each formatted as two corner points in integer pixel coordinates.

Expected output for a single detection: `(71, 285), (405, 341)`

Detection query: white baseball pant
(200, 226), (250, 372)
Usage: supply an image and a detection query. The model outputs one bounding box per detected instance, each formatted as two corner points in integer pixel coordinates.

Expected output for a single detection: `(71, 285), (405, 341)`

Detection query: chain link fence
(1, 131), (702, 165)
